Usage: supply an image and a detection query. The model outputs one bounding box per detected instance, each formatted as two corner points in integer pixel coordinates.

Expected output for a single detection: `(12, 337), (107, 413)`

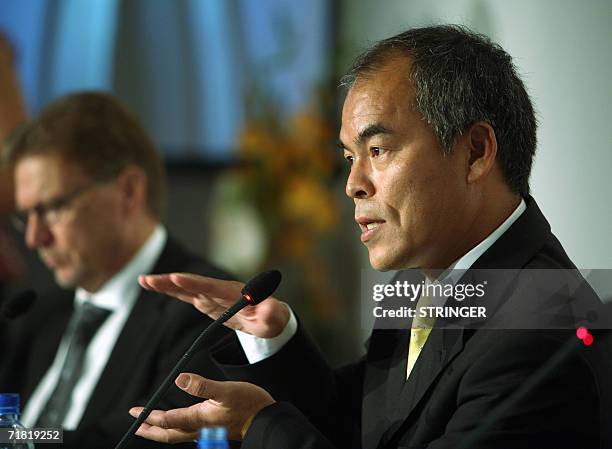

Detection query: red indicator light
(582, 333), (594, 346)
(576, 327), (588, 340)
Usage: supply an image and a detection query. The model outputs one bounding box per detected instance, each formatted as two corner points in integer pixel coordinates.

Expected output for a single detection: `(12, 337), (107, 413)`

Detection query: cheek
(49, 223), (75, 250)
(58, 217), (102, 259)
(392, 166), (459, 239)
(377, 161), (415, 209)
(382, 164), (434, 228)
(59, 229), (89, 263)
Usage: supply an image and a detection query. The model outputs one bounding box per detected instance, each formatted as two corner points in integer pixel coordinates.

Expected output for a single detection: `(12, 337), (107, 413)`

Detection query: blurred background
(0, 0), (610, 364)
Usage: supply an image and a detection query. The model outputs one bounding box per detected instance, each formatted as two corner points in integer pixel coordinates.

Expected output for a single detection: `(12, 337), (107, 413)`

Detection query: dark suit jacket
(211, 197), (611, 449)
(0, 236), (235, 449)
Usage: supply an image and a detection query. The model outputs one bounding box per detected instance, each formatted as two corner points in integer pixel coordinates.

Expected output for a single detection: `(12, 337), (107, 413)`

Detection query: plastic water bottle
(197, 426), (229, 449)
(0, 394), (34, 449)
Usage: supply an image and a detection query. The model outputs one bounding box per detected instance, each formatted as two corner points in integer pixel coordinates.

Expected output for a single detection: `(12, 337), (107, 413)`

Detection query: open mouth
(356, 218), (385, 242)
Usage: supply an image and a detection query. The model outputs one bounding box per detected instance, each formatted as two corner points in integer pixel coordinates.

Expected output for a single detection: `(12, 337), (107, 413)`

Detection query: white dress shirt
(22, 226), (167, 429)
(237, 199), (527, 364)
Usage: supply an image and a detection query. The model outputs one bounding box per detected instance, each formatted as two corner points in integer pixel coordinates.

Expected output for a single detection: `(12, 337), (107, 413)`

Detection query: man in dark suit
(130, 25), (609, 448)
(0, 92), (232, 448)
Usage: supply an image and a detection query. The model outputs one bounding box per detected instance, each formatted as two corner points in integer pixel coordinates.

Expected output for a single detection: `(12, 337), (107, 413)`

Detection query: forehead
(14, 153), (89, 205)
(340, 58), (417, 144)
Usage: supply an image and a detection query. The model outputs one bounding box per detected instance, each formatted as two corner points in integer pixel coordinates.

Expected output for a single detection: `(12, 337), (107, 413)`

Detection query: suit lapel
(23, 293), (73, 401)
(362, 324), (466, 449)
(362, 269), (427, 448)
(388, 327), (464, 438)
(79, 287), (163, 427)
(78, 238), (191, 428)
(362, 328), (406, 449)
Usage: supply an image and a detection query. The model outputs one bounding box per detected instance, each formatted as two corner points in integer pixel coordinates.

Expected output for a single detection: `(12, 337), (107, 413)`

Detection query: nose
(25, 213), (53, 249)
(345, 160), (375, 199)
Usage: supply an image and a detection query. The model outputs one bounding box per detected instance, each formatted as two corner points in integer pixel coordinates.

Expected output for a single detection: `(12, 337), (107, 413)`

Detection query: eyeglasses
(11, 180), (107, 232)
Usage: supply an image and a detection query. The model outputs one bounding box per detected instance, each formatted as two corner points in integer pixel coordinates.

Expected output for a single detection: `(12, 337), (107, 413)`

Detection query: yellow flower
(281, 176), (337, 232)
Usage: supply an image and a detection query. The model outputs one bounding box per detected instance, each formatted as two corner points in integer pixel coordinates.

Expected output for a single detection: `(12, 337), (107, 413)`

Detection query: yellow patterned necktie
(407, 291), (436, 378)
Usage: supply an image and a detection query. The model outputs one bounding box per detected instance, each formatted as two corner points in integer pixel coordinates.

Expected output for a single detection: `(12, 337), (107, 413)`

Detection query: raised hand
(138, 273), (290, 338)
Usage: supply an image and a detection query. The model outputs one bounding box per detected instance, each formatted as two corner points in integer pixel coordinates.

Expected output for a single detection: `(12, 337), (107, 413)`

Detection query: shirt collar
(434, 198), (526, 286)
(75, 225), (167, 311)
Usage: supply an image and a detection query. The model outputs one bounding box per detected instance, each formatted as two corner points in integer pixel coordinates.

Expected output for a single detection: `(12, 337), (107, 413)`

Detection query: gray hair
(341, 24), (537, 197)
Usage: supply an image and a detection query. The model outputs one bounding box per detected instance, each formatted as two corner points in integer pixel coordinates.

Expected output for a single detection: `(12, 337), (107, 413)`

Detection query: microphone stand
(113, 299), (248, 449)
(114, 269), (281, 449)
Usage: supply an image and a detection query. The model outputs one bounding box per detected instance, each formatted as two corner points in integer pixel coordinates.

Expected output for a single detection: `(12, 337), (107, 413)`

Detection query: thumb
(175, 373), (226, 400)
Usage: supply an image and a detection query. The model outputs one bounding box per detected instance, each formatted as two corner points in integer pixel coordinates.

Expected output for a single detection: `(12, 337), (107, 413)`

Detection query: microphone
(219, 269), (282, 321)
(455, 304), (612, 449)
(1, 289), (36, 320)
(114, 270), (282, 449)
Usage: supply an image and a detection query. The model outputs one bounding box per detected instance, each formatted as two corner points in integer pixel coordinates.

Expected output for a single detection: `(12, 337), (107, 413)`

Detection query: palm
(131, 376), (275, 443)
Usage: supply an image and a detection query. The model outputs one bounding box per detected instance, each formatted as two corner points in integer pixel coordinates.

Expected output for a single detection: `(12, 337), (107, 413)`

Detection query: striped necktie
(36, 301), (110, 427)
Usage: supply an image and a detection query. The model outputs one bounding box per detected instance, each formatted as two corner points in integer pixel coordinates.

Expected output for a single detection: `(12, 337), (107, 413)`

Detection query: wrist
(240, 400), (276, 439)
(261, 301), (290, 338)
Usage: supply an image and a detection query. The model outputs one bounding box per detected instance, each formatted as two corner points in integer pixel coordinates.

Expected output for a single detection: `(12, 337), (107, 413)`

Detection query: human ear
(116, 165), (147, 213)
(465, 121), (497, 184)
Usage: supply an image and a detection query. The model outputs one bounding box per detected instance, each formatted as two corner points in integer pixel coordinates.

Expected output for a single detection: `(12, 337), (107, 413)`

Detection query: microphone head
(1, 289), (37, 319)
(241, 270), (282, 305)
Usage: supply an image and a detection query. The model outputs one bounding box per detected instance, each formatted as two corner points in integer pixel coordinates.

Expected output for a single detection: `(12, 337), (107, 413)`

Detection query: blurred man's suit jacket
(0, 236), (234, 449)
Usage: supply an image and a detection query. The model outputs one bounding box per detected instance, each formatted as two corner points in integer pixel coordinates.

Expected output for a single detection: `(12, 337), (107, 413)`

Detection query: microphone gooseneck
(114, 270), (282, 449)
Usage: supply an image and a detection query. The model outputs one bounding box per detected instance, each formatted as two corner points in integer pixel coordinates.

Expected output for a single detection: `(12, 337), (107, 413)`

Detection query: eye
(370, 147), (386, 157)
(46, 198), (69, 214)
(344, 153), (354, 165)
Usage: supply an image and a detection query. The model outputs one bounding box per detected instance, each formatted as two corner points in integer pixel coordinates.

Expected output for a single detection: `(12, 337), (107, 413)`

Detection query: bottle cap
(0, 393), (20, 414)
(198, 426), (228, 449)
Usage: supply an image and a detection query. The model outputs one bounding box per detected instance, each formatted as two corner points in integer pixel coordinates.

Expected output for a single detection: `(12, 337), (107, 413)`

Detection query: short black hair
(341, 24), (537, 197)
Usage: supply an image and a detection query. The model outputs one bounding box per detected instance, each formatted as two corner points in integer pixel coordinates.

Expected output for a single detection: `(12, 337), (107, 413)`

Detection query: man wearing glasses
(0, 92), (231, 449)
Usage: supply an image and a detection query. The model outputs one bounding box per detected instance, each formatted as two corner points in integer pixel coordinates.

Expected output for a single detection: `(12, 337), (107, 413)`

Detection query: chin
(368, 245), (415, 272)
(368, 253), (395, 272)
(54, 271), (78, 289)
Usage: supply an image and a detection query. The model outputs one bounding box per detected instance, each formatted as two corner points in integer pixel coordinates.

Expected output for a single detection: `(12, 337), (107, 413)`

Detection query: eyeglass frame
(11, 178), (114, 233)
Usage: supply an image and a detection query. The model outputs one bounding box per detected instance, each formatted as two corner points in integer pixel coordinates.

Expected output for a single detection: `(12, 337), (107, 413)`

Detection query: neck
(124, 217), (158, 262)
(82, 216), (158, 293)
(424, 192), (521, 275)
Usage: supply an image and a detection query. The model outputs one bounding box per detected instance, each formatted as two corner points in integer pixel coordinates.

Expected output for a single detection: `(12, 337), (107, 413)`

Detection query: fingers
(175, 373), (225, 401)
(129, 409), (199, 444)
(138, 272), (287, 336)
(138, 273), (243, 300)
(136, 423), (198, 444)
(130, 405), (205, 431)
(138, 274), (213, 309)
(139, 273), (243, 304)
(169, 273), (243, 301)
(131, 378), (275, 443)
(137, 274), (188, 303)
(138, 274), (190, 296)
(139, 273), (248, 325)
(129, 408), (171, 429)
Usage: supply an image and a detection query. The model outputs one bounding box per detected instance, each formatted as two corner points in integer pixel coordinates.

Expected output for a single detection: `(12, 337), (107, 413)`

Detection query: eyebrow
(337, 123), (393, 150)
